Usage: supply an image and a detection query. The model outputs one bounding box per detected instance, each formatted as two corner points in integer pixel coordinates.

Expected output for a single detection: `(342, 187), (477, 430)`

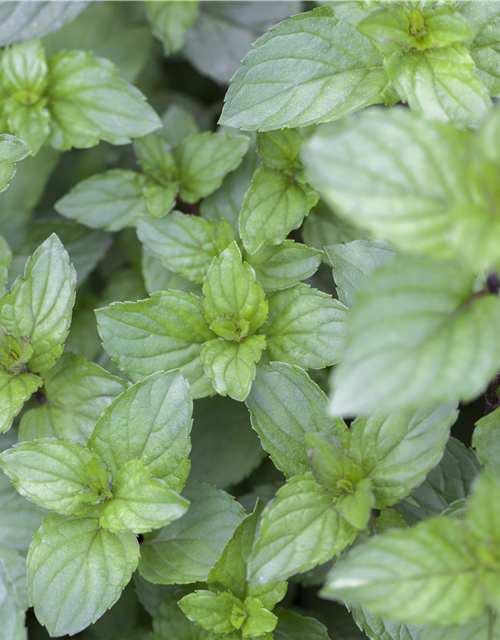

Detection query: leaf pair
(244, 362), (457, 582)
(0, 370), (193, 636)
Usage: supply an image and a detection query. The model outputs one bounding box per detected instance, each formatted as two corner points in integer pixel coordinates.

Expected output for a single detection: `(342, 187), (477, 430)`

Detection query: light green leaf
(349, 404), (458, 509)
(189, 394), (266, 490)
(19, 352), (128, 445)
(136, 213), (218, 285)
(55, 169), (149, 231)
(219, 5), (398, 131)
(396, 436), (481, 524)
(96, 291), (214, 398)
(460, 3), (500, 96)
(179, 590), (240, 636)
(241, 596), (278, 637)
(0, 559), (27, 640)
(245, 362), (346, 478)
(203, 242), (268, 340)
(152, 596), (210, 640)
(330, 256), (500, 415)
(1, 39), (47, 97)
(248, 473), (357, 583)
(174, 131), (249, 203)
(257, 129), (304, 171)
(143, 181), (177, 219)
(261, 284), (348, 369)
(0, 371), (41, 434)
(133, 134), (177, 185)
(201, 335), (266, 402)
(0, 2), (87, 45)
(28, 513), (139, 637)
(336, 478), (374, 531)
(325, 240), (397, 308)
(0, 234), (76, 372)
(0, 545), (28, 609)
(245, 241), (323, 292)
(321, 518), (485, 626)
(422, 613), (500, 640)
(46, 50), (161, 151)
(384, 45), (491, 130)
(350, 604), (424, 640)
(302, 201), (365, 254)
(302, 107), (469, 260)
(0, 134), (30, 193)
(3, 99), (50, 158)
(240, 167), (318, 254)
(139, 483), (244, 584)
(146, 0), (198, 56)
(89, 371), (192, 493)
(0, 470), (47, 551)
(473, 407), (500, 476)
(142, 250), (201, 297)
(306, 432), (362, 493)
(0, 236), (11, 293)
(0, 438), (112, 515)
(99, 459), (189, 534)
(159, 104), (199, 149)
(274, 608), (331, 640)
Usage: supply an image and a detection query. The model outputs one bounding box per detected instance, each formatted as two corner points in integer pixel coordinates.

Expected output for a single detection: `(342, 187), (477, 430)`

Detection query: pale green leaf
(330, 256), (500, 415)
(240, 167), (318, 254)
(248, 473), (357, 583)
(422, 612), (499, 640)
(306, 432), (362, 492)
(19, 352), (128, 445)
(179, 590), (239, 636)
(257, 129), (304, 171)
(46, 50), (161, 151)
(139, 483), (244, 584)
(0, 2), (88, 45)
(0, 234), (76, 372)
(302, 201), (365, 254)
(174, 132), (249, 203)
(0, 438), (111, 515)
(99, 459), (189, 533)
(473, 407), (500, 476)
(325, 240), (397, 308)
(28, 513), (139, 637)
(133, 134), (177, 185)
(460, 3), (500, 96)
(0, 560), (27, 640)
(1, 39), (48, 96)
(245, 362), (346, 478)
(96, 291), (214, 398)
(350, 604), (424, 640)
(261, 284), (348, 369)
(0, 236), (11, 293)
(349, 404), (458, 509)
(142, 250), (201, 297)
(219, 6), (398, 131)
(152, 596), (210, 640)
(0, 370), (42, 434)
(89, 371), (192, 493)
(0, 134), (30, 193)
(159, 104), (199, 149)
(3, 100), (50, 158)
(321, 518), (485, 626)
(274, 608), (331, 640)
(201, 335), (266, 402)
(146, 0), (198, 56)
(137, 213), (218, 285)
(0, 545), (28, 609)
(55, 169), (149, 231)
(384, 45), (491, 130)
(335, 478), (374, 530)
(245, 241), (323, 292)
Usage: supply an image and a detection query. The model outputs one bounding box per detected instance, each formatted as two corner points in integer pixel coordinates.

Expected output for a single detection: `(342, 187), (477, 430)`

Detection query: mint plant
(1, 2), (500, 640)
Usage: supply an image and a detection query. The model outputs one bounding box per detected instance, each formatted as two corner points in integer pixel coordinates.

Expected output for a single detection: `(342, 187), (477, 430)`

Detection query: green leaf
(96, 291), (214, 398)
(89, 371), (192, 493)
(261, 284), (348, 369)
(303, 201), (365, 254)
(133, 134), (177, 185)
(396, 436), (481, 525)
(349, 604), (424, 640)
(28, 513), (139, 637)
(335, 478), (374, 531)
(152, 596), (210, 640)
(159, 104), (199, 149)
(174, 132), (249, 203)
(0, 3), (87, 45)
(219, 5), (398, 131)
(321, 518), (485, 626)
(301, 107), (469, 260)
(0, 134), (30, 193)
(0, 236), (11, 293)
(330, 256), (500, 415)
(201, 335), (266, 402)
(248, 473), (357, 583)
(422, 613), (500, 640)
(0, 558), (27, 640)
(139, 483), (244, 584)
(349, 404), (458, 509)
(189, 394), (266, 490)
(240, 167), (318, 254)
(55, 169), (149, 231)
(99, 459), (189, 534)
(1, 39), (47, 97)
(3, 100), (50, 158)
(46, 50), (162, 151)
(245, 241), (323, 292)
(142, 250), (201, 297)
(145, 0), (198, 56)
(306, 432), (362, 493)
(325, 240), (397, 308)
(274, 608), (331, 640)
(0, 438), (112, 515)
(0, 234), (76, 372)
(179, 590), (240, 636)
(384, 45), (491, 130)
(241, 596), (278, 637)
(257, 129), (304, 171)
(19, 352), (128, 445)
(473, 407), (500, 476)
(203, 242), (268, 340)
(136, 213), (218, 285)
(0, 371), (41, 433)
(245, 362), (346, 478)
(460, 3), (500, 96)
